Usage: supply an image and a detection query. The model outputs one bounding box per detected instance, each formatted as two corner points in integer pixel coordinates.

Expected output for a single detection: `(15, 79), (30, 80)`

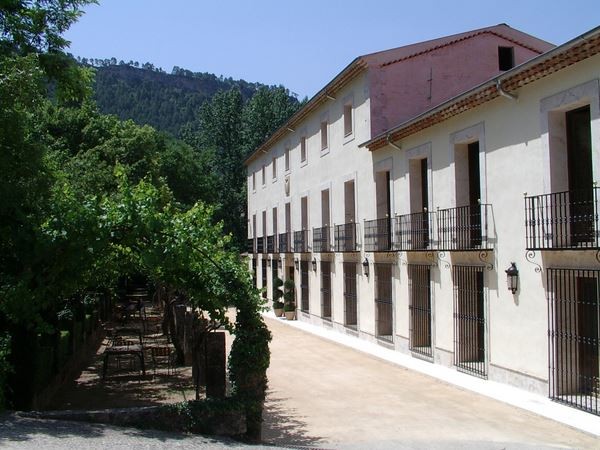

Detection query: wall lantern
(362, 257), (369, 277)
(505, 262), (519, 294)
(278, 259), (282, 269)
(312, 258), (317, 271)
(294, 258), (299, 271)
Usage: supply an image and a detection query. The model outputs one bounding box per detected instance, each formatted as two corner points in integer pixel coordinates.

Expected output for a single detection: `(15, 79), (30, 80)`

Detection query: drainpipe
(386, 134), (402, 151)
(496, 79), (518, 101)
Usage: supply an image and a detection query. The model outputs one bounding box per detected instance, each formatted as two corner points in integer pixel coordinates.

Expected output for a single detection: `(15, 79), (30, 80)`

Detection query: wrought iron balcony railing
(278, 232), (291, 253)
(525, 187), (599, 250)
(313, 226), (331, 253)
(394, 211), (434, 251)
(294, 229), (309, 253)
(334, 222), (359, 252)
(267, 234), (277, 253)
(256, 237), (264, 254)
(437, 203), (491, 251)
(247, 238), (254, 254)
(364, 218), (392, 252)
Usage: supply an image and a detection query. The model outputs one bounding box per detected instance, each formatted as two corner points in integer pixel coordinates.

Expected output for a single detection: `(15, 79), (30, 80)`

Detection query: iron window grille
(278, 232), (291, 253)
(294, 230), (309, 253)
(247, 238), (255, 254)
(452, 265), (487, 378)
(321, 261), (332, 321)
(374, 263), (394, 342)
(313, 226), (331, 253)
(438, 204), (491, 251)
(266, 234), (276, 253)
(343, 262), (358, 329)
(547, 267), (599, 415)
(364, 218), (393, 252)
(261, 258), (268, 299)
(408, 264), (433, 359)
(525, 187), (599, 250)
(395, 212), (435, 251)
(256, 237), (265, 254)
(300, 260), (309, 312)
(335, 222), (359, 252)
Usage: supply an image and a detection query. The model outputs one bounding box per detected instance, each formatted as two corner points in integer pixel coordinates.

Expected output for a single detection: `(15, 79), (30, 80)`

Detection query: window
(498, 46), (514, 71)
(285, 147), (290, 171)
(300, 136), (307, 163)
(453, 265), (486, 378)
(252, 172), (256, 191)
(320, 120), (328, 150)
(262, 165), (266, 186)
(300, 260), (309, 312)
(344, 103), (353, 136)
(272, 157), (277, 180)
(374, 263), (393, 342)
(547, 268), (599, 415)
(408, 264), (432, 359)
(343, 263), (357, 329)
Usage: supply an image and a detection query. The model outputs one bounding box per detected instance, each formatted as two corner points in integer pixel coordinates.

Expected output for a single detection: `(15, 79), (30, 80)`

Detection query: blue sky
(64, 0), (599, 99)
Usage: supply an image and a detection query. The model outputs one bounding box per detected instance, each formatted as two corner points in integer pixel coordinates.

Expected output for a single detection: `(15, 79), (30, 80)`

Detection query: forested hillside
(84, 58), (294, 137)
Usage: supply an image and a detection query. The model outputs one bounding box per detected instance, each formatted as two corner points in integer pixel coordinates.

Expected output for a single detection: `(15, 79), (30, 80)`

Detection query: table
(102, 344), (146, 379)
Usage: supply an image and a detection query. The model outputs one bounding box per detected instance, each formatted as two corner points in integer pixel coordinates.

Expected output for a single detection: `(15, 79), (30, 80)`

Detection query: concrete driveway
(262, 316), (599, 449)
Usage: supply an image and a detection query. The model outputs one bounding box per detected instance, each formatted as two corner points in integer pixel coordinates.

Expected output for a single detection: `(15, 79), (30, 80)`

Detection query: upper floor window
(285, 147), (290, 171)
(300, 136), (307, 164)
(272, 157), (277, 180)
(498, 46), (514, 71)
(252, 172), (256, 191)
(344, 103), (353, 136)
(321, 120), (328, 150)
(262, 165), (266, 186)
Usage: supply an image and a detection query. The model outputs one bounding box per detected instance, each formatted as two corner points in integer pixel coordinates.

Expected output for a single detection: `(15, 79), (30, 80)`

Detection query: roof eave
(244, 57), (368, 166)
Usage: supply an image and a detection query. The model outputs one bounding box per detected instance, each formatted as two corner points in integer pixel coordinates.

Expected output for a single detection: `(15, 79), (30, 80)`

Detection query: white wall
(246, 51), (600, 394)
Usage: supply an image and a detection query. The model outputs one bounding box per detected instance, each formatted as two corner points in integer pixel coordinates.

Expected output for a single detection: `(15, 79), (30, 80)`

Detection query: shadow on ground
(261, 393), (326, 448)
(0, 413), (245, 447)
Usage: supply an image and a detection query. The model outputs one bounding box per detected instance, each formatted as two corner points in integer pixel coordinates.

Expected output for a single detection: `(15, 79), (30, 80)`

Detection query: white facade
(246, 27), (600, 415)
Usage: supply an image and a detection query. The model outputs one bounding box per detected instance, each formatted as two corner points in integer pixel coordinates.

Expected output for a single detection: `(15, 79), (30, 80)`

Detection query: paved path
(261, 316), (600, 449)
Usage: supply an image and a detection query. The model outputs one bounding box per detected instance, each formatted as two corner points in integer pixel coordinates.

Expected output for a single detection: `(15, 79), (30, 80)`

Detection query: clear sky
(64, 0), (600, 99)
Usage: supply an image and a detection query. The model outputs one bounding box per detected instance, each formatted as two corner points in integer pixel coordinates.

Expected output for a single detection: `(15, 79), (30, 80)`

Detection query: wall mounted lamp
(312, 258), (317, 271)
(294, 258), (299, 271)
(362, 257), (369, 277)
(505, 262), (519, 294)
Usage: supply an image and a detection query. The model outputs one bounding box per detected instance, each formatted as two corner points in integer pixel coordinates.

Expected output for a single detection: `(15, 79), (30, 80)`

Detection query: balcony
(394, 212), (434, 251)
(525, 187), (599, 250)
(247, 238), (254, 254)
(294, 230), (309, 253)
(437, 204), (491, 251)
(256, 236), (264, 254)
(335, 222), (359, 252)
(364, 218), (392, 252)
(313, 226), (332, 253)
(278, 232), (292, 253)
(267, 234), (277, 253)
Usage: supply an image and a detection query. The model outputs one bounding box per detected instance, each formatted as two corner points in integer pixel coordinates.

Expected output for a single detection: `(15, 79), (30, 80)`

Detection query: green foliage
(0, 333), (11, 410)
(0, 1), (97, 55)
(272, 277), (284, 309)
(90, 63), (263, 137)
(181, 87), (303, 248)
(0, 2), (273, 428)
(283, 279), (295, 312)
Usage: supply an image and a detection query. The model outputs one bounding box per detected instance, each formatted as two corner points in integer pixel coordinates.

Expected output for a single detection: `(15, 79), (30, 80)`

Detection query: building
(245, 24), (600, 416)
